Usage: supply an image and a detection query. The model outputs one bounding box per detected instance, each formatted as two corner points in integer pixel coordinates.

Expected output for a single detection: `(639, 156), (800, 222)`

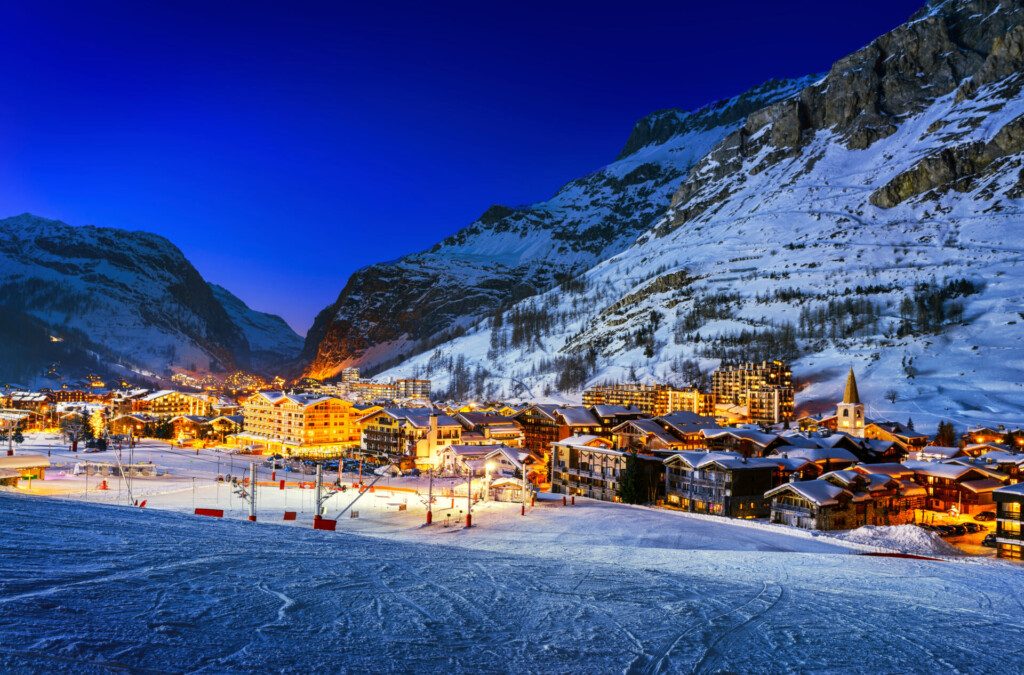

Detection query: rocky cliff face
(0, 214), (302, 384)
(301, 76), (815, 379)
(374, 0), (1024, 427)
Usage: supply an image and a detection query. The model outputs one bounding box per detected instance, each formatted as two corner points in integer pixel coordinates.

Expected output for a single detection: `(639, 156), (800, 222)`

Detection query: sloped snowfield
(2, 491), (1023, 673)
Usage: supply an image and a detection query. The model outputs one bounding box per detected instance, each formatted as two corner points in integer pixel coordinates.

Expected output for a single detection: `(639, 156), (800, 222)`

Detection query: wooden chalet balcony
(771, 503), (813, 516)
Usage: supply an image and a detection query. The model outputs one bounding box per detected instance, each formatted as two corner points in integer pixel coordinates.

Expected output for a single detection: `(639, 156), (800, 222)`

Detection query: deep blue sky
(1, 0), (925, 334)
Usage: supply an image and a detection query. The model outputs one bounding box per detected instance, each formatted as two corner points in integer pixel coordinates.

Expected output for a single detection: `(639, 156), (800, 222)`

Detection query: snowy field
(3, 436), (1024, 672)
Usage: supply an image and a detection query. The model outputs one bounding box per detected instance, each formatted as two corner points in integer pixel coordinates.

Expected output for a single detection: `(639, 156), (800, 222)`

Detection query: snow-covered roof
(553, 434), (613, 449)
(0, 454), (50, 469)
(702, 428), (780, 447)
(664, 451), (740, 468)
(658, 411), (719, 435)
(555, 407), (600, 426)
(995, 483), (1024, 497)
(852, 462), (913, 478)
(916, 445), (962, 459)
(770, 446), (858, 464)
(766, 479), (850, 506)
(903, 460), (1004, 481)
(960, 478), (1005, 494)
(614, 418), (680, 446)
(590, 404), (641, 417)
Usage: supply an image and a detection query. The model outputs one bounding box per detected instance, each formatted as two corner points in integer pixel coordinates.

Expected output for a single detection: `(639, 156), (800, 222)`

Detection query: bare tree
(884, 389), (898, 404)
(61, 417), (86, 453)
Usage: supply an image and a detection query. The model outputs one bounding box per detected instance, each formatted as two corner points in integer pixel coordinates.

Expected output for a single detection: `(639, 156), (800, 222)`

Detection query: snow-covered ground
(4, 436), (1024, 672)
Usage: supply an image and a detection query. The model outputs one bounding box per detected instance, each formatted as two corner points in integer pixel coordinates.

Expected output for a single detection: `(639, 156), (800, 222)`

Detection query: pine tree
(906, 418), (915, 431)
(617, 452), (646, 505)
(935, 420), (957, 447)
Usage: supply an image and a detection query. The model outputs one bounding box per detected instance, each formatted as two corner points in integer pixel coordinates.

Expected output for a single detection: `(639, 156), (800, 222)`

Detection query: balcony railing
(771, 503), (813, 515)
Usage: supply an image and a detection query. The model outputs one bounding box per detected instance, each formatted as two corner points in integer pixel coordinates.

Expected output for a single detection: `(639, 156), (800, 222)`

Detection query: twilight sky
(1, 0), (924, 335)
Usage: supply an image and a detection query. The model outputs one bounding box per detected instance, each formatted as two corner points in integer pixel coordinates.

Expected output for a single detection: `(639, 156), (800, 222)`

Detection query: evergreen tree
(935, 420), (957, 447)
(617, 452), (647, 505)
(906, 418), (915, 431)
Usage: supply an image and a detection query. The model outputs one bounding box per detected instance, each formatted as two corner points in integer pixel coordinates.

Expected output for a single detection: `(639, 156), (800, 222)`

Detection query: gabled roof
(554, 407), (600, 427)
(0, 454), (50, 469)
(702, 428), (781, 447)
(658, 411), (719, 435)
(613, 418), (680, 446)
(995, 483), (1024, 497)
(851, 462), (913, 478)
(664, 450), (741, 468)
(553, 434), (613, 449)
(766, 479), (851, 506)
(961, 478), (1005, 494)
(590, 404), (642, 418)
(916, 445), (963, 459)
(903, 460), (1006, 481)
(770, 446), (859, 464)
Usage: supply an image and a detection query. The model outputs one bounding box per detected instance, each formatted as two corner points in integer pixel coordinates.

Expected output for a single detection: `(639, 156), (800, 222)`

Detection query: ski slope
(2, 489), (1024, 672)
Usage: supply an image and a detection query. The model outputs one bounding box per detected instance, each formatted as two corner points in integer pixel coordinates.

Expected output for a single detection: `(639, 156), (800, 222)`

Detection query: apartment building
(395, 378), (431, 399)
(663, 451), (777, 518)
(711, 360), (793, 425)
(549, 435), (664, 503)
(139, 390), (212, 417)
(582, 383), (712, 416)
(234, 391), (364, 456)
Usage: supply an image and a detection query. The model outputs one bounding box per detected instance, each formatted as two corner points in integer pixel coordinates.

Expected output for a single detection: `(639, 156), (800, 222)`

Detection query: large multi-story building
(395, 378), (431, 399)
(139, 390), (212, 417)
(711, 360), (793, 425)
(582, 383), (712, 417)
(664, 451), (777, 518)
(340, 367), (361, 383)
(514, 405), (602, 455)
(233, 391), (364, 456)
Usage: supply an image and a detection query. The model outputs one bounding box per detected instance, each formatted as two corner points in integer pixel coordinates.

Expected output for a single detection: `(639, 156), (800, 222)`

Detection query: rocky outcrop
(871, 114), (1024, 206)
(665, 0), (1024, 231)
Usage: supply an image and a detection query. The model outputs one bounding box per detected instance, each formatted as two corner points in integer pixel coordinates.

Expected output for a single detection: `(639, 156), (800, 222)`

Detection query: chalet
(208, 415), (243, 442)
(911, 445), (965, 461)
(514, 405), (601, 455)
(903, 460), (1007, 515)
(663, 451), (777, 518)
(109, 413), (160, 437)
(964, 426), (1009, 446)
(768, 455), (822, 483)
(549, 435), (663, 503)
(766, 479), (858, 530)
(863, 421), (929, 453)
(656, 411), (720, 450)
(961, 442), (1013, 458)
(960, 452), (1024, 482)
(438, 444), (539, 482)
(702, 429), (790, 458)
(361, 408), (462, 469)
(768, 446), (859, 472)
(993, 483), (1024, 561)
(170, 415), (211, 442)
(611, 418), (685, 452)
(453, 412), (525, 447)
(589, 404), (646, 433)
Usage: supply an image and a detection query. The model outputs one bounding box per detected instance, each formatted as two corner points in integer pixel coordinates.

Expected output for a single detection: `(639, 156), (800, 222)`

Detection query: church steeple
(837, 367), (865, 437)
(842, 367), (860, 405)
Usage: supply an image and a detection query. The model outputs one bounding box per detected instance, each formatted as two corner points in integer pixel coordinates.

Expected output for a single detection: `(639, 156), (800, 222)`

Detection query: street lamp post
(426, 466), (434, 526)
(466, 471), (472, 528)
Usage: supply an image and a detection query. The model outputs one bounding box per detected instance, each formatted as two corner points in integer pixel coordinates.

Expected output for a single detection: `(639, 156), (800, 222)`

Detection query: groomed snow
(3, 439), (1024, 671)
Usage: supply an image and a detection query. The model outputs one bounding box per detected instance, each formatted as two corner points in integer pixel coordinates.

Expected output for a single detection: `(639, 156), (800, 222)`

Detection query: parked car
(934, 525), (956, 537)
(982, 533), (998, 548)
(947, 524), (968, 536)
(975, 511), (997, 522)
(963, 522), (985, 534)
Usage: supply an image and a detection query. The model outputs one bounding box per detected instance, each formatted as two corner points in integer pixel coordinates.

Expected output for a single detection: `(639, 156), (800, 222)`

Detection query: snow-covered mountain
(0, 214), (302, 385)
(301, 76), (816, 379)
(375, 0), (1024, 430)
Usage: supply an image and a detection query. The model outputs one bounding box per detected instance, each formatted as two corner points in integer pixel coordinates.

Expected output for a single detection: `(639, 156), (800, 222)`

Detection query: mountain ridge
(0, 213), (302, 385)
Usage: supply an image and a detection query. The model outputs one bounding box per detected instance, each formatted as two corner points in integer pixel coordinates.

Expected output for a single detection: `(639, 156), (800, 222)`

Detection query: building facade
(994, 484), (1024, 560)
(235, 391), (364, 456)
(711, 361), (793, 425)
